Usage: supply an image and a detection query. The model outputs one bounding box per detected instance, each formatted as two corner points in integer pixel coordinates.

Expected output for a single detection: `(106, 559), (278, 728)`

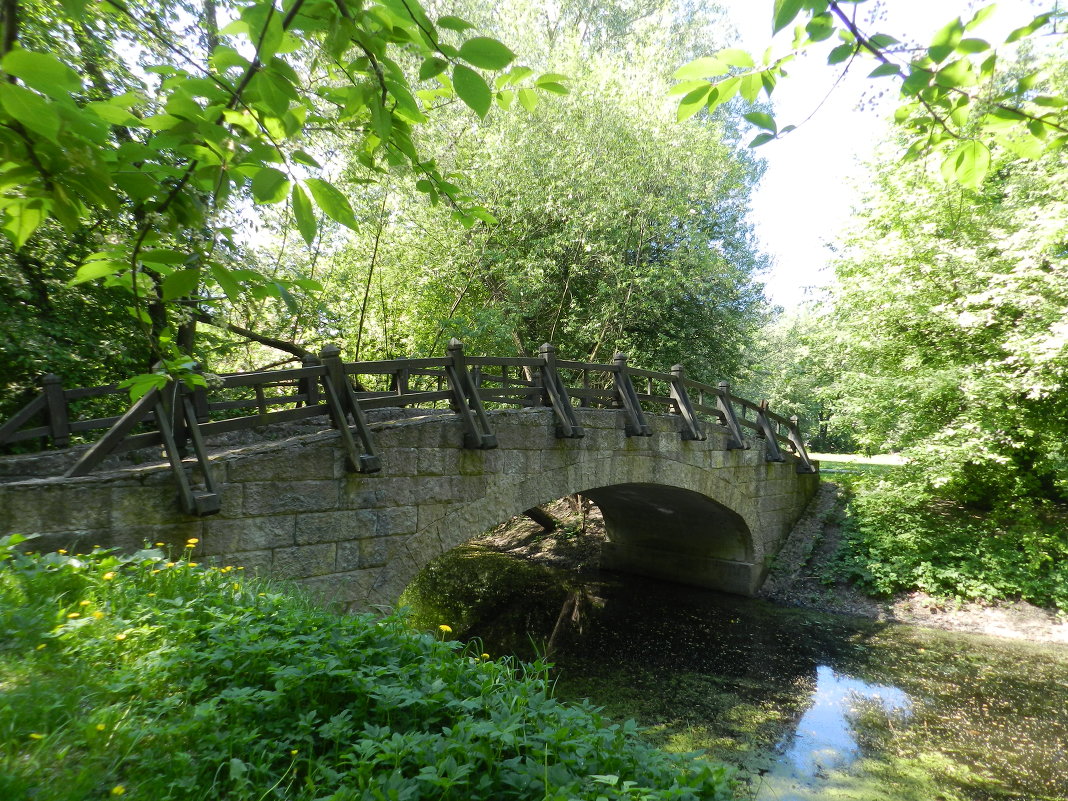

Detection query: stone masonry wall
(0, 408), (819, 610)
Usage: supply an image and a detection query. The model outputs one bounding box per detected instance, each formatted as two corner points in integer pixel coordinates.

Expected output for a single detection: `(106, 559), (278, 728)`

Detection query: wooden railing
(0, 340), (815, 515)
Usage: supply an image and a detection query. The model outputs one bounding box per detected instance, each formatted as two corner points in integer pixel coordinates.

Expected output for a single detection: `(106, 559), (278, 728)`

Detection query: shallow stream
(401, 545), (1068, 801)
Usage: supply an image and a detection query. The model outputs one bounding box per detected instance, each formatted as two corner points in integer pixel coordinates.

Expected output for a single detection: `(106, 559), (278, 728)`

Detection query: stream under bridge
(0, 343), (819, 609)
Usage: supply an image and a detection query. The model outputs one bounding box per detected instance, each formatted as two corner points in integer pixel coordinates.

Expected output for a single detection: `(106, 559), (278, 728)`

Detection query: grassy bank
(816, 458), (1068, 612)
(0, 535), (736, 801)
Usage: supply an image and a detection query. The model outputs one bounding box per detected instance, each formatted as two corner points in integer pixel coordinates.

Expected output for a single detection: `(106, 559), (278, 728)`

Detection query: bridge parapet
(1, 341), (814, 511)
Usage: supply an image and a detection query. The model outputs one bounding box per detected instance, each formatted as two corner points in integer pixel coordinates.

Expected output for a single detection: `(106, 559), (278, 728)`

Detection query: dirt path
(480, 487), (1068, 647)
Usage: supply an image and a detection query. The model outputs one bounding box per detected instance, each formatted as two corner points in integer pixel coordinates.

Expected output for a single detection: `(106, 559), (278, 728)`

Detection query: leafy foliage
(0, 536), (737, 800)
(673, 2), (1067, 188)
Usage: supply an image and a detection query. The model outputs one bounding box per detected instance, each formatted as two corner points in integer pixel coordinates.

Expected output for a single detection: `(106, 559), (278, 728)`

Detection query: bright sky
(717, 0), (1049, 310)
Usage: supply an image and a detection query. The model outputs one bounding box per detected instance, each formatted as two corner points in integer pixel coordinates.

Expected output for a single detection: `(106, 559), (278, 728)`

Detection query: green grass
(0, 535), (736, 801)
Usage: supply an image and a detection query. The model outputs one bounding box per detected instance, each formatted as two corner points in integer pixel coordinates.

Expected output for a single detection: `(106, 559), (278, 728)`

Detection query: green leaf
(118, 371), (169, 400)
(251, 167), (290, 204)
(161, 269), (200, 300)
(827, 43), (855, 65)
(458, 37), (515, 71)
(965, 3), (998, 31)
(453, 65), (492, 118)
(537, 82), (568, 95)
(437, 15), (475, 32)
(869, 63), (900, 78)
(71, 257), (124, 285)
(139, 249), (187, 265)
(3, 200), (45, 249)
(676, 84), (711, 122)
(940, 140), (990, 190)
(86, 101), (141, 126)
(1, 49), (82, 98)
(773, 0), (804, 34)
(517, 87), (538, 113)
(1006, 13), (1051, 43)
(0, 83), (60, 142)
(928, 17), (964, 63)
(292, 150), (321, 168)
(673, 57), (729, 80)
(717, 48), (754, 68)
(209, 263), (241, 300)
(305, 178), (358, 230)
(956, 38), (990, 54)
(744, 112), (777, 133)
(291, 184), (317, 245)
(749, 132), (776, 147)
(867, 34), (899, 49)
(419, 57), (449, 81)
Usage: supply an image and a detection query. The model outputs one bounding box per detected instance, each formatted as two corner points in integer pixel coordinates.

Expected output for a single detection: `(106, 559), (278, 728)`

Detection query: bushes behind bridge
(0, 536), (736, 801)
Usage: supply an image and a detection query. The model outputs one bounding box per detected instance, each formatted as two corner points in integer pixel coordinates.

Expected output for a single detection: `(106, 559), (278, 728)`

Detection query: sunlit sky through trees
(719, 0), (1049, 311)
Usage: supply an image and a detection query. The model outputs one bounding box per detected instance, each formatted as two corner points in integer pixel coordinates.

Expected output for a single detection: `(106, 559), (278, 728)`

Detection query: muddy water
(401, 546), (1068, 801)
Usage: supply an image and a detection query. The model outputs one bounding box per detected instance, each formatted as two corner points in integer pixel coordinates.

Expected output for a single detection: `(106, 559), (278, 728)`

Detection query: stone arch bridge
(0, 344), (818, 609)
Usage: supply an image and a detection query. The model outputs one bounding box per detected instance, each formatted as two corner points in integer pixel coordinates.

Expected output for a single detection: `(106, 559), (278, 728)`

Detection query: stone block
(202, 515), (296, 554)
(297, 568), (383, 608)
(382, 447), (418, 476)
(295, 509), (377, 544)
(223, 548), (273, 575)
(417, 503), (447, 531)
(377, 505), (417, 537)
(339, 477), (380, 510)
(272, 543), (336, 579)
(407, 476), (456, 505)
(226, 444), (339, 482)
(243, 480), (338, 515)
(0, 483), (112, 535)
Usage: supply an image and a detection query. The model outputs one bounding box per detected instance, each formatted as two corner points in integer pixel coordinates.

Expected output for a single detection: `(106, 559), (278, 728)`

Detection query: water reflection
(401, 545), (1068, 801)
(769, 666), (912, 797)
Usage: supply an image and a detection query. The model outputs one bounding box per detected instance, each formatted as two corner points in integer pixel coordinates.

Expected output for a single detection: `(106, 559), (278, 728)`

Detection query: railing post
(716, 381), (747, 450)
(756, 400), (785, 461)
(300, 354), (321, 407)
(445, 339), (497, 449)
(538, 343), (584, 438)
(177, 388), (221, 515)
(320, 344), (381, 473)
(789, 415), (817, 473)
(41, 374), (70, 448)
(612, 353), (651, 437)
(669, 366), (704, 441)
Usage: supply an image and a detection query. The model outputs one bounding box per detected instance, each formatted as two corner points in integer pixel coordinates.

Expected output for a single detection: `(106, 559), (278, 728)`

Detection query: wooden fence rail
(0, 340), (815, 515)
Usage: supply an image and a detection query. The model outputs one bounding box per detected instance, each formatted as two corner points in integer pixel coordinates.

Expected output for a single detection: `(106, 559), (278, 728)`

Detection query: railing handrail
(0, 340), (815, 513)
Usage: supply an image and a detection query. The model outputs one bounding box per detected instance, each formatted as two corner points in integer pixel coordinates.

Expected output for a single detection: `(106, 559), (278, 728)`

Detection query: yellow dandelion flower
(146, 593), (156, 597)
(151, 569), (160, 575)
(111, 786), (126, 796)
(257, 593), (266, 597)
(188, 562), (198, 567)
(36, 643), (47, 650)
(114, 633), (126, 641)
(155, 542), (164, 547)
(57, 549), (67, 554)
(186, 537), (199, 545)
(96, 723), (106, 731)
(102, 572), (116, 580)
(29, 733), (44, 740)
(232, 583), (241, 591)
(481, 653), (490, 660)
(165, 562), (175, 568)
(67, 612), (81, 619)
(290, 749), (299, 756)
(79, 599), (91, 606)
(438, 624), (452, 634)
(237, 566), (245, 570)
(92, 611), (105, 620)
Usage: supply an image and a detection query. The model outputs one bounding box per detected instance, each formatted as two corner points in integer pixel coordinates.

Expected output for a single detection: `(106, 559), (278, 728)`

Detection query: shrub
(0, 536), (736, 801)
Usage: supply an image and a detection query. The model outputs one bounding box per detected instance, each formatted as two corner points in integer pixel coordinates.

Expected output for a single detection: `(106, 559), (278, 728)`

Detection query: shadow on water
(400, 545), (1068, 801)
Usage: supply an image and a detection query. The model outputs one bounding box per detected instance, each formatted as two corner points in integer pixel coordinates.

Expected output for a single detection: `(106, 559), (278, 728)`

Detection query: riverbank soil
(478, 487), (1068, 646)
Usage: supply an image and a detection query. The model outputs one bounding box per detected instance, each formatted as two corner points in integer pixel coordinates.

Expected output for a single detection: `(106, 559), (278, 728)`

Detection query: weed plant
(826, 470), (1068, 611)
(0, 535), (736, 801)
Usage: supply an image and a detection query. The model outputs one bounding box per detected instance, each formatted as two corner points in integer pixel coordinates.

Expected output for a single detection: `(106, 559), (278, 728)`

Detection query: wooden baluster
(716, 381), (747, 450)
(668, 365), (704, 441)
(445, 339), (497, 449)
(612, 353), (651, 437)
(538, 343), (584, 438)
(756, 399), (784, 462)
(41, 374), (70, 448)
(301, 354), (321, 407)
(320, 344), (381, 472)
(788, 415), (816, 473)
